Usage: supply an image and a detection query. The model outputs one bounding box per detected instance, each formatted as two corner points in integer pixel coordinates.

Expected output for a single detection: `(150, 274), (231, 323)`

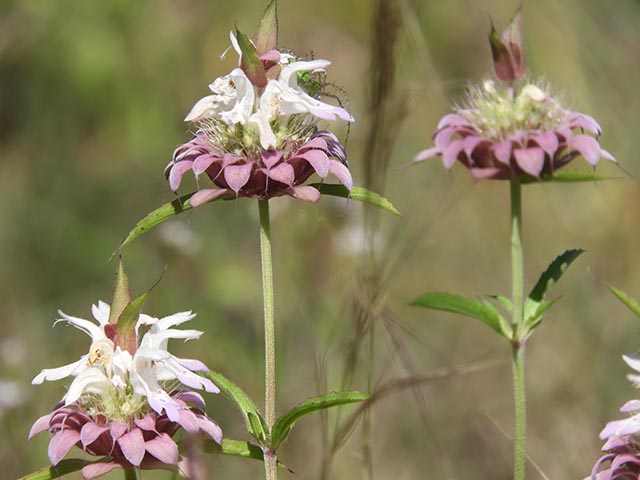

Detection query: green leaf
(256, 0), (278, 54)
(488, 294), (512, 313)
(521, 171), (615, 184)
(118, 191), (230, 251)
(203, 371), (268, 444)
(270, 391), (368, 451)
(236, 28), (267, 87)
(202, 439), (292, 471)
(411, 292), (512, 339)
(608, 285), (640, 319)
(529, 249), (584, 303)
(524, 298), (559, 330)
(204, 438), (265, 461)
(18, 459), (94, 480)
(115, 290), (149, 354)
(523, 249), (584, 331)
(108, 259), (130, 324)
(313, 184), (401, 216)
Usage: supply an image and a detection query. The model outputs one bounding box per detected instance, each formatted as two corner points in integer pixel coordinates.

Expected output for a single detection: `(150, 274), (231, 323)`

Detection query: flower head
(588, 355), (640, 479)
(414, 6), (615, 181)
(166, 25), (354, 207)
(414, 79), (615, 181)
(30, 301), (221, 479)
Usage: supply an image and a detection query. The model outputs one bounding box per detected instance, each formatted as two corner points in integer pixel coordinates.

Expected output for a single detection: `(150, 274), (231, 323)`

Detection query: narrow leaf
(488, 294), (512, 313)
(236, 28), (267, 87)
(411, 292), (512, 338)
(116, 290), (149, 354)
(521, 171), (615, 184)
(204, 438), (264, 461)
(313, 184), (402, 216)
(202, 371), (268, 443)
(256, 0), (278, 54)
(18, 459), (99, 480)
(270, 391), (368, 451)
(118, 191), (231, 251)
(608, 285), (640, 319)
(529, 249), (584, 303)
(524, 298), (558, 330)
(108, 259), (130, 324)
(203, 439), (293, 471)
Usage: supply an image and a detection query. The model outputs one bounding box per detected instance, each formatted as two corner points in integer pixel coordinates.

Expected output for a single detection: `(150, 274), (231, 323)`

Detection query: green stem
(258, 200), (277, 480)
(510, 181), (526, 480)
(362, 323), (375, 479)
(123, 468), (138, 480)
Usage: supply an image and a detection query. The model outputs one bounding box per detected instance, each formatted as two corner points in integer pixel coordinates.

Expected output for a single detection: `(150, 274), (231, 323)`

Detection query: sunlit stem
(258, 199), (277, 480)
(510, 180), (526, 480)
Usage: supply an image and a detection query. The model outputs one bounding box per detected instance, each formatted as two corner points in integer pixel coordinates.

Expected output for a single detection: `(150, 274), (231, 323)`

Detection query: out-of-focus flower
(414, 79), (615, 180)
(166, 31), (354, 207)
(414, 5), (615, 181)
(588, 355), (640, 479)
(30, 302), (221, 479)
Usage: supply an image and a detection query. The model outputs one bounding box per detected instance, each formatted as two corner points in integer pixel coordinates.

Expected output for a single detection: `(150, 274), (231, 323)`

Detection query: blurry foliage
(2, 0), (640, 479)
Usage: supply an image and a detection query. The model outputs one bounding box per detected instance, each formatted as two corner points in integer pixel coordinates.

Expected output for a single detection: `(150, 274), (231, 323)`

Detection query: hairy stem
(259, 199), (277, 480)
(510, 181), (526, 480)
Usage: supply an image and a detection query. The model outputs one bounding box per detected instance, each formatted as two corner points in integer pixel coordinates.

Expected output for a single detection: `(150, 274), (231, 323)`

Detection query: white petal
(32, 357), (88, 384)
(155, 311), (196, 331)
(91, 302), (111, 326)
(624, 354), (640, 373)
(248, 112), (277, 149)
(55, 311), (105, 342)
(63, 368), (110, 404)
(279, 60), (331, 85)
(184, 95), (218, 122)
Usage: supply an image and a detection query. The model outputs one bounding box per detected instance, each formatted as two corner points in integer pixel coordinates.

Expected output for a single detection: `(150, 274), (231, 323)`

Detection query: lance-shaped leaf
(202, 371), (268, 444)
(117, 191), (232, 251)
(116, 290), (149, 355)
(256, 0), (278, 54)
(236, 28), (267, 88)
(203, 439), (293, 471)
(313, 184), (402, 216)
(488, 294), (512, 313)
(411, 292), (512, 339)
(18, 459), (97, 480)
(608, 285), (640, 319)
(270, 391), (368, 451)
(108, 259), (130, 325)
(522, 171), (615, 184)
(523, 249), (584, 330)
(488, 5), (525, 84)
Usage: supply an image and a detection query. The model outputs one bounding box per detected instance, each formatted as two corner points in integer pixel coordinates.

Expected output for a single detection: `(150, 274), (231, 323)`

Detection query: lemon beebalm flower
(30, 302), (221, 479)
(166, 31), (354, 205)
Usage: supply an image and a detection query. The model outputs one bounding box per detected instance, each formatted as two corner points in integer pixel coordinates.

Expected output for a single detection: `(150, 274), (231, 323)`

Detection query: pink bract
(29, 390), (221, 480)
(166, 129), (352, 207)
(414, 110), (615, 181)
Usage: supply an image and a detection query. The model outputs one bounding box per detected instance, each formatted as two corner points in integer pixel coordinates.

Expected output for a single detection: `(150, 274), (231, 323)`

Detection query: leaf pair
(203, 371), (367, 454)
(411, 249), (585, 342)
(117, 185), (401, 252)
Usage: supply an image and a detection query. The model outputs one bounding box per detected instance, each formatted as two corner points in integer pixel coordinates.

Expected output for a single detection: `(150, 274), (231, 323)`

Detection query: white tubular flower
(271, 59), (354, 122)
(32, 302), (219, 420)
(184, 68), (256, 124)
(30, 302), (223, 477)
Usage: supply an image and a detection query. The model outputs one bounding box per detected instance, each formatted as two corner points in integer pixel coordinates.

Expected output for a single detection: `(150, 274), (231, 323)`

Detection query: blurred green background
(2, 0), (639, 478)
